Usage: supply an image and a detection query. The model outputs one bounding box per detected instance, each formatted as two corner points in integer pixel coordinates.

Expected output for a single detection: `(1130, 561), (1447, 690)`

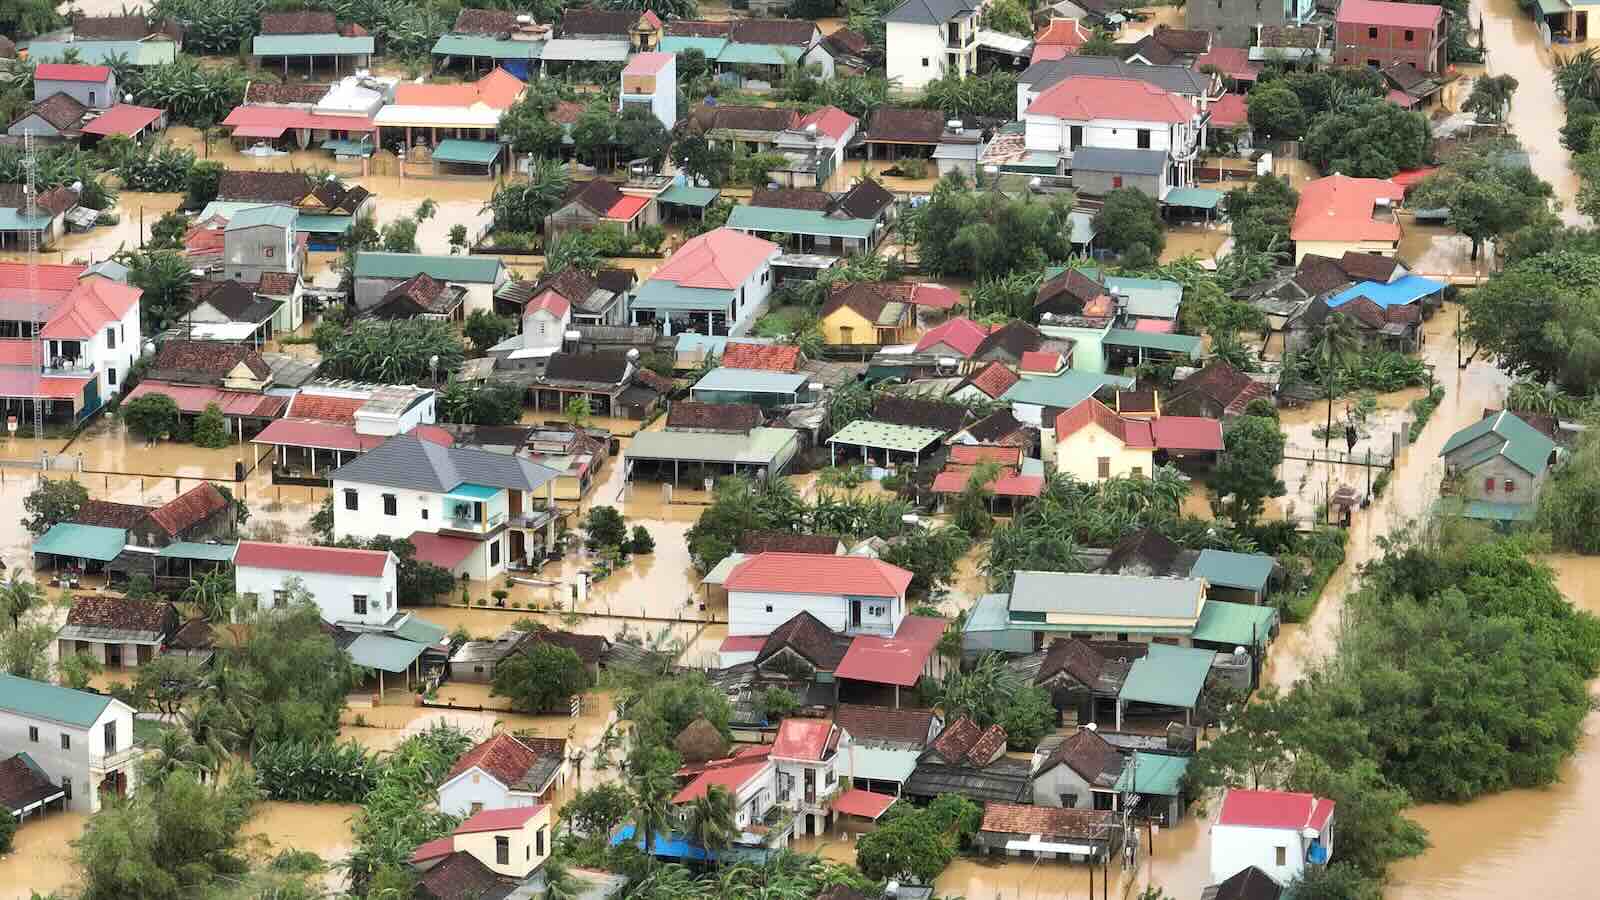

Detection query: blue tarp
(610, 825), (772, 863)
(1327, 274), (1446, 309)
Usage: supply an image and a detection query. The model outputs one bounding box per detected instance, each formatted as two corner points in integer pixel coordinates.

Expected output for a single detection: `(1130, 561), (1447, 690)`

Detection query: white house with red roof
(631, 227), (780, 337)
(1210, 788), (1335, 886)
(32, 63), (116, 109)
(774, 105), (859, 188)
(436, 732), (569, 817)
(1023, 75), (1204, 200)
(620, 51), (676, 129)
(671, 746), (782, 844)
(1290, 174), (1403, 263)
(770, 718), (847, 836)
(724, 551), (913, 637)
(0, 264), (143, 421)
(233, 540), (398, 627)
(1050, 396), (1223, 482)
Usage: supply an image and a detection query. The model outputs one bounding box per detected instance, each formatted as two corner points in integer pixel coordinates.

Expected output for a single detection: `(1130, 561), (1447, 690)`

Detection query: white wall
(727, 253), (778, 337)
(1024, 115), (1179, 155)
(727, 589), (901, 637)
(887, 22), (951, 91)
(803, 40), (837, 79)
(521, 307), (570, 353)
(236, 561), (398, 626)
(1210, 823), (1324, 886)
(437, 769), (527, 817)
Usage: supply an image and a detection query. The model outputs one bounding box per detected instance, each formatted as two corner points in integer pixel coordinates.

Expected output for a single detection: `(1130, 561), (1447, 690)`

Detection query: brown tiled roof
(737, 531), (842, 554)
(1339, 251), (1400, 283)
(963, 362), (1020, 400)
(417, 850), (517, 900)
(191, 279), (278, 323)
(520, 626), (607, 664)
(260, 11), (338, 34)
(720, 341), (802, 372)
(667, 400), (762, 432)
(1117, 389), (1158, 414)
(1124, 34), (1180, 65)
(536, 267), (600, 304)
(216, 170), (312, 204)
(550, 100), (585, 125)
(74, 13), (183, 41)
(1332, 296), (1387, 330)
(27, 92), (89, 131)
(1036, 639), (1107, 687)
(169, 618), (216, 650)
(822, 282), (897, 325)
(968, 724), (1008, 765)
(287, 393), (364, 422)
(1259, 24), (1323, 49)
(1292, 254), (1355, 296)
(453, 8), (523, 33)
(148, 482), (229, 538)
(1171, 361), (1257, 409)
(258, 271), (299, 296)
(1036, 267), (1108, 314)
(65, 596), (177, 635)
(447, 733), (542, 785)
(1152, 27), (1211, 52)
(74, 499), (152, 529)
(980, 802), (1119, 839)
(634, 368), (674, 395)
(834, 704), (936, 747)
(0, 753), (61, 814)
(975, 320), (1044, 361)
(696, 104), (800, 134)
(823, 28), (869, 55)
(962, 409), (1029, 445)
(1384, 303), (1421, 324)
(560, 8), (638, 36)
(244, 82), (331, 104)
(836, 179), (895, 220)
(674, 717), (731, 763)
(755, 610), (851, 671)
(730, 19), (816, 45)
(866, 107), (945, 144)
(153, 339), (272, 381)
(668, 20), (733, 37)
(1103, 528), (1184, 576)
(544, 351), (630, 385)
(377, 272), (455, 315)
(1039, 728), (1123, 786)
(751, 188), (835, 212)
(595, 267), (636, 293)
(566, 178), (624, 216)
(926, 715), (981, 764)
(871, 395), (967, 433)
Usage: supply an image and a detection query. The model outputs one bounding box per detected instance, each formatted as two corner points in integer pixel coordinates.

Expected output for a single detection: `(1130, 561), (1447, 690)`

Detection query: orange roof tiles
(1291, 174), (1402, 244)
(1027, 76), (1195, 124)
(963, 362), (1021, 399)
(725, 552), (913, 599)
(1055, 397), (1154, 449)
(39, 277), (141, 340)
(651, 227), (777, 290)
(393, 67), (525, 109)
(720, 341), (802, 372)
(796, 105), (858, 141)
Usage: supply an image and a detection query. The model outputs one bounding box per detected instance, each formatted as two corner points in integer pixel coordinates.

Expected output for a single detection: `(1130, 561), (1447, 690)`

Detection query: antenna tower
(22, 129), (44, 446)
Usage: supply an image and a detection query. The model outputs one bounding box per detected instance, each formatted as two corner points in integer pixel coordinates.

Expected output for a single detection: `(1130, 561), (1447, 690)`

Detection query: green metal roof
(26, 40), (176, 65)
(727, 205), (877, 240)
(1190, 600), (1278, 647)
(1190, 549), (1275, 592)
(633, 278), (732, 311)
(692, 367), (811, 395)
(658, 184), (722, 207)
(346, 632), (429, 673)
(1539, 0), (1573, 13)
(431, 33), (545, 59)
(659, 36), (730, 57)
(158, 542), (238, 562)
(1104, 275), (1182, 319)
(1162, 187), (1224, 210)
(226, 204), (298, 231)
(254, 34), (375, 56)
(353, 252), (504, 283)
(432, 138), (503, 166)
(1459, 499), (1537, 522)
(0, 673), (115, 727)
(963, 592), (1016, 634)
(1000, 370), (1135, 407)
(321, 139), (375, 157)
(1118, 642), (1215, 709)
(1103, 328), (1203, 358)
(296, 213), (355, 234)
(0, 209), (53, 230)
(393, 614), (448, 645)
(34, 523), (126, 562)
(715, 42), (800, 66)
(826, 419), (946, 453)
(1439, 410), (1557, 477)
(625, 427), (800, 467)
(1114, 752), (1189, 796)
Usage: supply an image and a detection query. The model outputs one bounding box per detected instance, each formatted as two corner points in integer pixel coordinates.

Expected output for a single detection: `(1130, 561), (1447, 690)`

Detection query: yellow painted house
(414, 804), (554, 881)
(1051, 397), (1154, 482)
(819, 282), (912, 347)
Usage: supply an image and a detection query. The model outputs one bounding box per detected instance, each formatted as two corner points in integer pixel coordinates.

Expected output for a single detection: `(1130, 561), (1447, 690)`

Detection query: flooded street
(0, 810), (85, 900)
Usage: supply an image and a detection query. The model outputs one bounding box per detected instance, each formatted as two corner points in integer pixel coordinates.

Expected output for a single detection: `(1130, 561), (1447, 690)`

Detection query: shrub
(191, 402), (230, 448)
(254, 740), (380, 803)
(629, 525), (655, 555)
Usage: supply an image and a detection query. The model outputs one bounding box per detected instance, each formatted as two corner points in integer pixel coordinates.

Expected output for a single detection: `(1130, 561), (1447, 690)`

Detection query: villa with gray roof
(885, 0), (983, 91)
(330, 433), (561, 578)
(0, 674), (139, 813)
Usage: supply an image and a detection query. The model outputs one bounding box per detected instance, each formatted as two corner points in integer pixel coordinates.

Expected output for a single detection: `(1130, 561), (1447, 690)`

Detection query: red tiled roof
(1218, 788), (1336, 832)
(796, 105), (858, 142)
(909, 283), (960, 309)
(672, 750), (770, 803)
(834, 631), (938, 687)
(832, 788), (896, 820)
(408, 531), (478, 569)
(1150, 416), (1224, 451)
(1027, 76), (1195, 123)
(148, 482), (228, 537)
(35, 63), (111, 82)
(927, 716), (982, 763)
(73, 499), (152, 529)
(720, 341), (802, 372)
(234, 540), (390, 577)
(624, 51), (672, 75)
(915, 317), (989, 357)
(410, 836), (454, 864)
(772, 718), (835, 761)
(1208, 93), (1249, 128)
(1291, 174), (1401, 244)
(0, 262), (83, 293)
(526, 288), (571, 319)
(606, 194), (650, 222)
(1055, 398), (1154, 449)
(81, 104), (164, 137)
(1336, 0), (1442, 28)
(1020, 350), (1062, 373)
(719, 634), (767, 653)
(981, 802), (1119, 838)
(40, 277), (141, 340)
(0, 754), (63, 815)
(286, 392), (365, 422)
(251, 418), (382, 453)
(931, 468), (1044, 497)
(1035, 17), (1091, 50)
(447, 733), (541, 786)
(725, 552), (912, 598)
(222, 105), (376, 136)
(963, 362), (1021, 399)
(121, 381), (288, 418)
(652, 228), (777, 290)
(1195, 47), (1260, 81)
(455, 805), (546, 834)
(393, 67), (524, 109)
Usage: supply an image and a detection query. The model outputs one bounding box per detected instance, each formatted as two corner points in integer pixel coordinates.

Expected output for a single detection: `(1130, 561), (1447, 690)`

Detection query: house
(1032, 18), (1094, 62)
(216, 204), (302, 285)
(973, 802), (1122, 862)
(919, 319), (993, 371)
(1123, 27), (1211, 67)
(949, 408), (1033, 447)
(0, 264), (143, 420)
(150, 340), (273, 392)
(1166, 362), (1272, 420)
(77, 103), (168, 146)
(666, 401), (764, 433)
(372, 67), (523, 150)
(450, 627), (607, 683)
(1439, 410), (1560, 522)
(252, 10), (374, 76)
(410, 805), (554, 898)
(1191, 0), (1309, 47)
(235, 541), (399, 626)
(661, 19), (831, 86)
(72, 12), (185, 47)
(820, 283), (914, 347)
(0, 752), (67, 823)
(772, 106), (859, 188)
(1210, 788), (1335, 886)
(0, 183), (80, 249)
(771, 718), (846, 837)
(546, 179), (658, 244)
(32, 63), (116, 110)
(1115, 640), (1217, 729)
(833, 615), (949, 707)
(1023, 76), (1202, 200)
(1003, 570), (1208, 647)
(1052, 397), (1155, 480)
(688, 104), (799, 157)
(437, 733), (569, 816)
(821, 27), (873, 75)
(353, 253), (508, 317)
(745, 610), (855, 680)
(1030, 708), (1136, 810)
(430, 10), (550, 75)
(330, 434), (561, 578)
(1334, 0), (1446, 74)
(26, 13), (183, 67)
(862, 107), (949, 161)
(7, 91), (90, 140)
(1291, 175), (1402, 263)
(515, 351), (666, 420)
(621, 52), (676, 129)
(56, 596), (179, 670)
(0, 674), (139, 813)
(728, 192), (883, 257)
(720, 341), (804, 372)
(1191, 549), (1278, 605)
(724, 552), (913, 638)
(368, 272), (467, 321)
(631, 228), (780, 337)
(141, 481), (234, 546)
(540, 9), (660, 73)
(902, 717), (1033, 805)
(495, 268), (627, 327)
(1026, 638), (1131, 726)
(252, 383), (439, 485)
(931, 445), (1045, 512)
(668, 747), (781, 849)
(1206, 866), (1286, 900)
(1018, 55), (1217, 118)
(183, 277), (296, 344)
(834, 704), (941, 794)
(885, 0), (982, 90)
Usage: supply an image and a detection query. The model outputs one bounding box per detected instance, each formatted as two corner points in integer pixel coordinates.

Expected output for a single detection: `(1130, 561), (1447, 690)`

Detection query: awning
(431, 139), (503, 166)
(34, 523), (126, 562)
(701, 552), (749, 587)
(393, 614), (448, 646)
(346, 633), (429, 673)
(408, 531), (477, 569)
(658, 184), (721, 207)
(322, 138), (375, 157)
(832, 788), (896, 820)
(231, 124), (288, 139)
(1163, 187), (1223, 210)
(157, 542), (238, 562)
(1005, 838), (1096, 855)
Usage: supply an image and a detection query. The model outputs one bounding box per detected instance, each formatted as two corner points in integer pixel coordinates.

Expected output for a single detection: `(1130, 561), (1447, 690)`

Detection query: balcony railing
(45, 357), (94, 375)
(445, 511), (506, 532)
(92, 744), (142, 770)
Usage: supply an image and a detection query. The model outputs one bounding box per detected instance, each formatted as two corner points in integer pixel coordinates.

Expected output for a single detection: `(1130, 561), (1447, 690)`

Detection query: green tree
(0, 623), (53, 679)
(561, 783), (633, 840)
(1247, 81), (1308, 141)
(484, 158), (571, 232)
(1285, 864), (1383, 900)
(909, 175), (1080, 278)
(672, 132), (733, 187)
(1539, 421), (1600, 553)
(317, 319), (465, 383)
(1210, 415), (1287, 527)
(626, 743), (679, 857)
(1303, 99), (1431, 177)
(630, 525), (656, 554)
(438, 380), (524, 426)
(880, 526), (972, 597)
(58, 651), (103, 690)
(0, 0), (61, 38)
(449, 224), (470, 254)
(380, 216), (419, 253)
(566, 395), (592, 429)
(492, 642), (591, 712)
(0, 804), (13, 852)
(501, 94), (567, 158)
(1093, 186), (1166, 264)
(572, 105), (619, 170)
(1463, 73), (1518, 124)
(123, 392), (181, 442)
(626, 672), (734, 750)
(22, 478), (88, 536)
(1078, 33), (1121, 57)
(121, 250), (194, 334)
(616, 105), (672, 167)
(1308, 314), (1361, 446)
(856, 804), (958, 883)
(191, 402), (230, 448)
(1408, 140), (1554, 260)
(585, 506), (628, 550)
(546, 232), (604, 276)
(0, 571), (43, 628)
(228, 596), (359, 747)
(1461, 251), (1600, 392)
(147, 210), (191, 250)
(685, 784), (738, 862)
(463, 310), (518, 355)
(978, 0), (1032, 37)
(1223, 175), (1299, 257)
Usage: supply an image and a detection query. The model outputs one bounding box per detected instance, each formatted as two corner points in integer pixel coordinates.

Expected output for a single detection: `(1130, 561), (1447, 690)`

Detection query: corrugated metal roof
(727, 205), (877, 240)
(715, 42), (800, 65)
(691, 367), (810, 394)
(253, 34), (375, 55)
(658, 184), (721, 207)
(27, 40), (175, 65)
(1118, 642), (1214, 709)
(346, 632), (429, 672)
(999, 370), (1134, 407)
(0, 673), (114, 727)
(1010, 572), (1205, 618)
(225, 204), (298, 231)
(1191, 599), (1278, 647)
(1114, 751), (1189, 796)
(33, 523), (126, 561)
(1103, 328), (1203, 357)
(432, 138), (503, 165)
(353, 252), (504, 283)
(1190, 550), (1275, 592)
(827, 419), (945, 453)
(157, 542), (238, 561)
(431, 33), (544, 59)
(658, 35), (730, 56)
(625, 427), (800, 466)
(1070, 146), (1167, 176)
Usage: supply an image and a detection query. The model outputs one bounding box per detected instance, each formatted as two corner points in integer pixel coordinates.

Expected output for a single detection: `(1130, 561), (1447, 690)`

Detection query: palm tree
(1309, 315), (1361, 448)
(182, 568), (236, 623)
(685, 784), (739, 864)
(628, 745), (676, 861)
(0, 571), (42, 629)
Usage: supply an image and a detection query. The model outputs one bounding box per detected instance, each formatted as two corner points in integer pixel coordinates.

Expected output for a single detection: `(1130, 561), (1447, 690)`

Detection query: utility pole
(22, 129), (43, 449)
(1456, 302), (1463, 370)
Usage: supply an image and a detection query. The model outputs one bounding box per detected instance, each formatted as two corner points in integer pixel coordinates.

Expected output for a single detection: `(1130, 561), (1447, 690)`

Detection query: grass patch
(1407, 385), (1446, 442)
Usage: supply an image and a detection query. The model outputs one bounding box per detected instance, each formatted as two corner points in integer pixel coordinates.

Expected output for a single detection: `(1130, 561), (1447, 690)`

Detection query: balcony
(45, 357), (95, 376)
(444, 511), (506, 533)
(91, 743), (142, 771)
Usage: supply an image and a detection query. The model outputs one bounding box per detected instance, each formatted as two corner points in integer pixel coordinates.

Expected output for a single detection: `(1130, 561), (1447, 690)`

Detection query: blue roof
(1328, 274), (1446, 309)
(447, 482), (501, 500)
(610, 825), (772, 863)
(675, 333), (772, 353)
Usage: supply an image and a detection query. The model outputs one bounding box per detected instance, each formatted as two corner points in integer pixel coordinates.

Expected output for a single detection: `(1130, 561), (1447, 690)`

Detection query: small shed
(1114, 751), (1190, 826)
(657, 183), (722, 222)
(346, 632), (430, 695)
(430, 138), (504, 177)
(689, 367), (812, 408)
(1190, 549), (1277, 604)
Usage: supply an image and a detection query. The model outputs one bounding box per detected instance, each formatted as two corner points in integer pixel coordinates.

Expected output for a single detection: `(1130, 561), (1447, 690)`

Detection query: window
(61, 733), (71, 750)
(765, 604), (774, 613)
(496, 836), (510, 865)
(88, 91), (96, 105)
(105, 327), (115, 349)
(241, 592), (259, 611)
(104, 721), (117, 753)
(344, 489), (359, 510)
(474, 665), (484, 673)
(1136, 129), (1151, 149)
(536, 826), (546, 857)
(28, 726), (38, 742)
(470, 801), (484, 813)
(386, 591), (393, 610)
(1061, 792), (1078, 808)
(1484, 477), (1496, 493)
(273, 589), (287, 609)
(1097, 457), (1111, 479)
(921, 57), (929, 67)
(1112, 176), (1123, 188)
(421, 508), (429, 520)
(353, 594), (368, 615)
(1504, 479), (1516, 492)
(1367, 26), (1378, 39)
(1069, 125), (1083, 149)
(382, 494), (397, 516)
(264, 245), (275, 258)
(1117, 633), (1129, 641)
(490, 540), (501, 566)
(826, 769), (835, 785)
(1404, 28), (1414, 40)
(61, 777), (71, 799)
(108, 367), (117, 386)
(1275, 846), (1287, 866)
(1367, 58), (1380, 68)
(1131, 467), (1143, 478)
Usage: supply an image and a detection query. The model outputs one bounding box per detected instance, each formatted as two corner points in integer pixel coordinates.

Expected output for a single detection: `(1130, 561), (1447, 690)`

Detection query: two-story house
(620, 51), (676, 130)
(771, 718), (847, 837)
(1190, 0), (1315, 50)
(1023, 75), (1203, 201)
(1334, 0), (1446, 74)
(1290, 174), (1402, 263)
(1438, 410), (1561, 522)
(0, 674), (139, 813)
(33, 63), (116, 110)
(885, 0), (983, 91)
(234, 540), (399, 625)
(670, 747), (780, 846)
(410, 805), (553, 896)
(631, 227), (780, 337)
(723, 551), (913, 637)
(330, 433), (561, 579)
(0, 266), (144, 418)
(222, 204), (303, 284)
